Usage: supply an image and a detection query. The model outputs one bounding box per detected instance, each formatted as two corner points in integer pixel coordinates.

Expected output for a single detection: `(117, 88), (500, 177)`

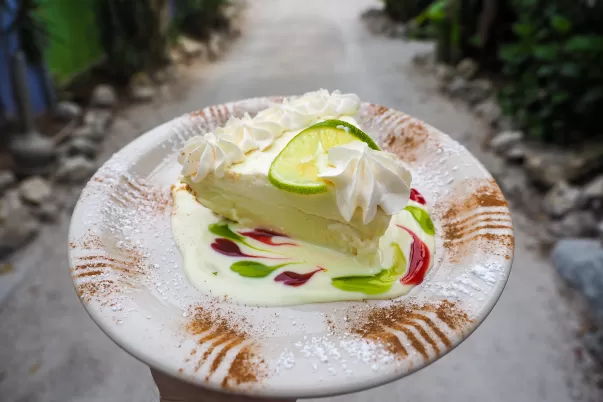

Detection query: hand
(151, 369), (296, 402)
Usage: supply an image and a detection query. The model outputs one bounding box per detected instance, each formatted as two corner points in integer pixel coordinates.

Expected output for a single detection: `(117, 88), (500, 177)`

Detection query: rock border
(0, 1), (246, 260)
(411, 50), (603, 378)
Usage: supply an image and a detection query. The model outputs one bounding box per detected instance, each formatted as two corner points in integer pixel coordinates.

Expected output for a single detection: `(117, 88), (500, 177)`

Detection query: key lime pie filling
(171, 90), (435, 306)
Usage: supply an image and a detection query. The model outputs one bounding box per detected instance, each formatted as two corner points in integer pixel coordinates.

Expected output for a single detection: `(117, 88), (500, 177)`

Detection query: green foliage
(382, 0), (433, 23)
(1, 0), (50, 65)
(172, 0), (228, 40)
(96, 0), (169, 83)
(498, 0), (603, 143)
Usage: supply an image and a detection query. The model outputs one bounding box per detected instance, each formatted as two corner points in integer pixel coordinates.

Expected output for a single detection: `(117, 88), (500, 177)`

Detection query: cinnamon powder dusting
(352, 301), (471, 360)
(382, 116), (429, 163)
(189, 108), (207, 118)
(437, 179), (514, 263)
(185, 307), (265, 387)
(110, 176), (171, 214)
(71, 233), (147, 304)
(366, 103), (389, 116)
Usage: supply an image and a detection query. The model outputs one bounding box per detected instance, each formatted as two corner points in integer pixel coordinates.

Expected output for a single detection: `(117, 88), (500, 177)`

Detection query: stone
(582, 175), (603, 206)
(497, 116), (516, 131)
(505, 145), (527, 164)
(69, 137), (100, 158)
(129, 85), (156, 102)
(567, 141), (603, 182)
(0, 189), (40, 257)
(489, 130), (524, 154)
(73, 125), (104, 143)
(9, 131), (57, 176)
(91, 84), (117, 107)
(19, 176), (52, 205)
(412, 52), (434, 67)
(474, 99), (502, 125)
(446, 76), (468, 98)
(208, 33), (224, 59)
(361, 7), (382, 19)
(549, 210), (599, 237)
(168, 47), (184, 63)
(522, 146), (603, 189)
(583, 329), (603, 365)
(228, 22), (242, 39)
(525, 152), (566, 189)
(0, 170), (16, 195)
(485, 155), (506, 182)
(54, 101), (82, 121)
(497, 166), (530, 206)
(221, 3), (239, 20)
(456, 58), (479, 80)
(542, 181), (580, 218)
(31, 202), (61, 223)
(435, 63), (454, 84)
(552, 239), (603, 324)
(83, 109), (113, 136)
(465, 78), (494, 105)
(178, 35), (208, 58)
(364, 13), (389, 35)
(55, 156), (96, 183)
(391, 23), (407, 38)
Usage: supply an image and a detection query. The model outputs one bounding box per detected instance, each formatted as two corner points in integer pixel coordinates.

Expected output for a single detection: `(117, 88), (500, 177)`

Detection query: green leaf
(469, 34), (483, 48)
(499, 44), (526, 63)
(550, 15), (572, 33)
(513, 22), (534, 37)
(551, 91), (570, 104)
(577, 87), (603, 112)
(404, 206), (435, 235)
(209, 222), (244, 242)
(534, 44), (558, 60)
(537, 65), (556, 76)
(561, 63), (580, 77)
(230, 261), (290, 278)
(565, 36), (603, 52)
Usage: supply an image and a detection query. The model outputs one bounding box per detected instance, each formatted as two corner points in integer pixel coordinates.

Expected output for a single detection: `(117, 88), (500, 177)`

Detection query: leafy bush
(382, 0), (433, 22)
(498, 0), (603, 144)
(414, 0), (515, 67)
(0, 0), (50, 65)
(96, 0), (169, 83)
(172, 0), (228, 40)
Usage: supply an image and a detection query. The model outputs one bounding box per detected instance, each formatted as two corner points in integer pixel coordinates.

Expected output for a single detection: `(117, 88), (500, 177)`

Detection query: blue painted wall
(1, 0), (52, 120)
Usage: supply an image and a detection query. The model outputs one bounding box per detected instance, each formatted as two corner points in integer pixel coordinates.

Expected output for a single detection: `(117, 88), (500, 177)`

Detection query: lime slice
(269, 119), (380, 194)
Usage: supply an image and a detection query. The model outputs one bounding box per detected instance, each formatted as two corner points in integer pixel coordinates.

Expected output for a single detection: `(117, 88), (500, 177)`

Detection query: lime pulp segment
(268, 119), (380, 194)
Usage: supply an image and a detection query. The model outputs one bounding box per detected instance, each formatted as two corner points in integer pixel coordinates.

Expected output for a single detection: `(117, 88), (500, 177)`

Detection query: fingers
(150, 368), (296, 402)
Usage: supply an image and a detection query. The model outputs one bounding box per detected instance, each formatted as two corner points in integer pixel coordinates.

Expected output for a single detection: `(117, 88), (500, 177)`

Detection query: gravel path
(0, 1), (594, 401)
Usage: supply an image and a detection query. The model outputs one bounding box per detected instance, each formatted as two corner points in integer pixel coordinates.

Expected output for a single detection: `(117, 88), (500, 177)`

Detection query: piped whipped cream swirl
(216, 113), (284, 152)
(291, 89), (361, 117)
(178, 89), (362, 181)
(318, 141), (412, 223)
(178, 133), (244, 182)
(254, 100), (314, 131)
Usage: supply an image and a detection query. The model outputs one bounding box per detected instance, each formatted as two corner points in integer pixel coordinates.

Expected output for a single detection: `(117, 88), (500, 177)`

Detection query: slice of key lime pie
(172, 90), (435, 306)
(177, 90), (412, 259)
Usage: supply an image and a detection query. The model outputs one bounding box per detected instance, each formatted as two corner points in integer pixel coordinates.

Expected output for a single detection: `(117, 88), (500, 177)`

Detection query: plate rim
(67, 96), (514, 398)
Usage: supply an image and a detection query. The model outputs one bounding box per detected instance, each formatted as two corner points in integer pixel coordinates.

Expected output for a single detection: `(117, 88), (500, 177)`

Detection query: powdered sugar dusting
(69, 96), (512, 394)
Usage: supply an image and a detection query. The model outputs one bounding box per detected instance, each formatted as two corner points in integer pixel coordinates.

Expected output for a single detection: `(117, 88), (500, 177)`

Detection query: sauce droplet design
(274, 267), (325, 287)
(397, 226), (431, 285)
(211, 238), (286, 260)
(410, 188), (426, 205)
(239, 229), (297, 246)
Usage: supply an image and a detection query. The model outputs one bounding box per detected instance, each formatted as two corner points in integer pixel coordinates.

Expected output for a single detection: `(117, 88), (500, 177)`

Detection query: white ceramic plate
(68, 97), (514, 399)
